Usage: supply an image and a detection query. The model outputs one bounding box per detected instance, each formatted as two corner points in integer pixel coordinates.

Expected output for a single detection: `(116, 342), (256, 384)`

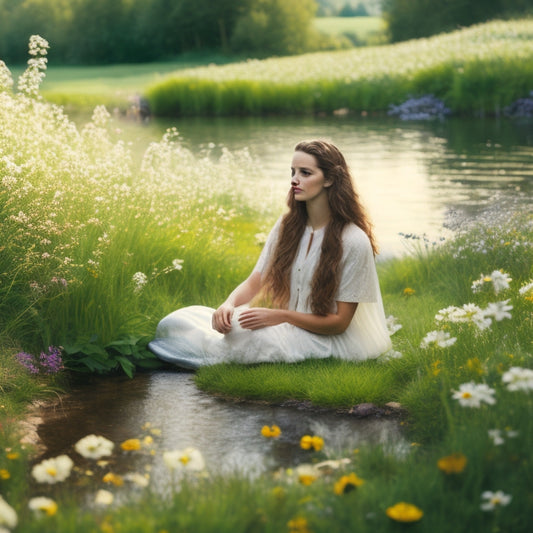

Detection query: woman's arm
(237, 301), (358, 335)
(212, 271), (262, 333)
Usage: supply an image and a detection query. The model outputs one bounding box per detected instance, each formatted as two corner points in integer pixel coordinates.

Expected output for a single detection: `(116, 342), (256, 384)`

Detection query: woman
(148, 140), (392, 369)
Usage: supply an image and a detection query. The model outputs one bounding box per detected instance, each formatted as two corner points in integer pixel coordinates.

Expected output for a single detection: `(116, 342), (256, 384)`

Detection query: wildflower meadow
(1, 36), (532, 532)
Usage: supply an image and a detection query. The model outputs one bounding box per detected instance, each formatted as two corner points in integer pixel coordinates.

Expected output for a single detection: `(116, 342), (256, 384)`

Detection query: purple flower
(16, 346), (64, 374)
(16, 352), (40, 374)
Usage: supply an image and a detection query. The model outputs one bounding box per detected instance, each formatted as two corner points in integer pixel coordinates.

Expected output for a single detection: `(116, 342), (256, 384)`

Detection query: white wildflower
(94, 489), (114, 506)
(74, 434), (115, 459)
(421, 330), (457, 349)
(480, 490), (512, 511)
(488, 429), (504, 446)
(452, 382), (496, 407)
(483, 300), (512, 322)
(386, 315), (402, 335)
(379, 349), (403, 362)
(0, 60), (13, 91)
(31, 455), (73, 484)
(91, 105), (111, 128)
(163, 447), (205, 471)
(0, 496), (17, 529)
(518, 280), (533, 296)
(172, 259), (184, 270)
(132, 271), (148, 293)
(490, 270), (512, 293)
(124, 472), (149, 487)
(502, 366), (533, 392)
(28, 496), (57, 517)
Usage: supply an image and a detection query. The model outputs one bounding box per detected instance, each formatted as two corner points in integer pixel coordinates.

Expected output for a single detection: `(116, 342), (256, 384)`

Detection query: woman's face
(290, 151), (331, 203)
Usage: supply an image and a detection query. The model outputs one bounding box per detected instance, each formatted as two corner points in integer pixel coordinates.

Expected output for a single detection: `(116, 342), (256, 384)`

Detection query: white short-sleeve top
(253, 216), (392, 359)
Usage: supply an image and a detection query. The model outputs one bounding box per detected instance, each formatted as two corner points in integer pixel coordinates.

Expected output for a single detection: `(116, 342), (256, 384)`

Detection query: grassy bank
(147, 18), (533, 116)
(1, 45), (533, 532)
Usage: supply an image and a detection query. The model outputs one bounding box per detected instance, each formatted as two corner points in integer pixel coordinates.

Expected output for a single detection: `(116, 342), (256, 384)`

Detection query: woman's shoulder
(342, 223), (372, 248)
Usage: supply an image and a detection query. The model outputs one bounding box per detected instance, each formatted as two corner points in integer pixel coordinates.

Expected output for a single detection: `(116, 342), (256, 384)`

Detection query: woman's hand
(212, 302), (235, 334)
(238, 308), (285, 330)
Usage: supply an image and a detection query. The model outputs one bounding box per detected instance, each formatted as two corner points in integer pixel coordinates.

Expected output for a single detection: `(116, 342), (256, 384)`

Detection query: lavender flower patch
(504, 90), (533, 118)
(388, 94), (451, 120)
(16, 346), (64, 374)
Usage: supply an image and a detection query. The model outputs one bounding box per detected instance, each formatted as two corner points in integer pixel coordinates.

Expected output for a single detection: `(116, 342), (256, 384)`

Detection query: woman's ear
(324, 179), (333, 188)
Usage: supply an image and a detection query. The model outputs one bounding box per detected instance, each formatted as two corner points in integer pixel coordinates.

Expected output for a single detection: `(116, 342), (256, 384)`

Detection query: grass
(1, 44), (533, 532)
(146, 18), (533, 116)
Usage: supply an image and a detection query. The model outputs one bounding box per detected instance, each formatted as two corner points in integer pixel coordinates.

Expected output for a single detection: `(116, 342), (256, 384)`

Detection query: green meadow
(1, 32), (532, 533)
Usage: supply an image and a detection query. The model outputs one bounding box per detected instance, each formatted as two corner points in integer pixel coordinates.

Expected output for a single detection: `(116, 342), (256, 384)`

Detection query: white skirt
(148, 304), (391, 369)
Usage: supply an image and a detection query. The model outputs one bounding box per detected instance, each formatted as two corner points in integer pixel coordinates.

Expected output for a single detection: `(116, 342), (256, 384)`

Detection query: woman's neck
(306, 198), (331, 231)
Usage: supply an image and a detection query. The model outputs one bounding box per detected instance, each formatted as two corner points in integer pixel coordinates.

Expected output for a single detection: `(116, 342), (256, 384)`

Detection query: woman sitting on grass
(149, 139), (392, 369)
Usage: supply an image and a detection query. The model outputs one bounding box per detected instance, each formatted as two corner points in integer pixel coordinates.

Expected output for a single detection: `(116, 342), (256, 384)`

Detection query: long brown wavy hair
(261, 140), (377, 316)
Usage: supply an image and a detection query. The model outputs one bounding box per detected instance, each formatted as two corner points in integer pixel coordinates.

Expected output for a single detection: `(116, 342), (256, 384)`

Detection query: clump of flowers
(386, 315), (402, 335)
(480, 490), (512, 511)
(488, 428), (519, 446)
(471, 270), (512, 293)
(31, 455), (73, 484)
(333, 472), (364, 494)
(295, 464), (319, 486)
(132, 272), (148, 294)
(300, 435), (324, 452)
(452, 382), (496, 407)
(437, 453), (467, 474)
(75, 434), (114, 459)
(287, 516), (311, 533)
(403, 287), (415, 296)
(519, 280), (533, 302)
(386, 502), (424, 522)
(501, 366), (533, 392)
(95, 489), (114, 506)
(261, 425), (281, 438)
(421, 330), (457, 349)
(16, 346), (64, 374)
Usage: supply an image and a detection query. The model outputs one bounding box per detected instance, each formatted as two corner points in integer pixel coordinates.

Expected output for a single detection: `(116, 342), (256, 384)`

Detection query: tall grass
(147, 18), (533, 116)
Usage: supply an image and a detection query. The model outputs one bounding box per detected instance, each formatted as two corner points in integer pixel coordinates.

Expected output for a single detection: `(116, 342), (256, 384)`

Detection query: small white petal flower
(163, 447), (205, 471)
(421, 330), (457, 349)
(502, 366), (533, 392)
(31, 455), (73, 484)
(28, 497), (58, 517)
(124, 472), (149, 487)
(75, 434), (115, 459)
(379, 349), (403, 362)
(483, 300), (512, 322)
(480, 490), (512, 511)
(132, 271), (148, 293)
(0, 496), (18, 529)
(452, 382), (496, 407)
(172, 258), (184, 270)
(95, 489), (114, 506)
(518, 280), (533, 296)
(386, 315), (403, 335)
(490, 270), (512, 293)
(488, 429), (504, 446)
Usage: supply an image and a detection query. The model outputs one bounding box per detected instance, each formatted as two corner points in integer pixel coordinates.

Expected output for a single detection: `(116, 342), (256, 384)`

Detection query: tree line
(383, 0), (533, 42)
(0, 0), (318, 64)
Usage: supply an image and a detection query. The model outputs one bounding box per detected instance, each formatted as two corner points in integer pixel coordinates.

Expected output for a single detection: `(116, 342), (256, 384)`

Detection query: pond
(35, 371), (406, 498)
(114, 113), (533, 256)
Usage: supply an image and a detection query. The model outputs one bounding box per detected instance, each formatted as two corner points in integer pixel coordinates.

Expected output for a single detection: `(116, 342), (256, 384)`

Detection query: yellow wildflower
(0, 469), (10, 480)
(334, 473), (364, 495)
(261, 425), (281, 438)
(287, 516), (311, 533)
(386, 502), (424, 522)
(103, 472), (124, 486)
(6, 452), (20, 460)
(120, 438), (141, 451)
(437, 453), (467, 474)
(300, 435), (324, 451)
(431, 360), (442, 376)
(466, 357), (485, 376)
(403, 287), (416, 296)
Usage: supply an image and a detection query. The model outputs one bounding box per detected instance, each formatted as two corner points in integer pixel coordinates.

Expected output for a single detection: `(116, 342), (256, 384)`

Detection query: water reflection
(115, 114), (533, 255)
(36, 371), (405, 492)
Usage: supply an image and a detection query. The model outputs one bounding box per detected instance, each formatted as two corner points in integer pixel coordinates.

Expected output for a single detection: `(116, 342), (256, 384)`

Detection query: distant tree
(383, 0), (533, 42)
(339, 2), (369, 17)
(230, 0), (317, 56)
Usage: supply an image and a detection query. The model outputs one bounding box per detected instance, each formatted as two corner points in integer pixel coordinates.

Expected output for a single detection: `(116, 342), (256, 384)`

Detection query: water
(117, 114), (533, 256)
(36, 371), (406, 493)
